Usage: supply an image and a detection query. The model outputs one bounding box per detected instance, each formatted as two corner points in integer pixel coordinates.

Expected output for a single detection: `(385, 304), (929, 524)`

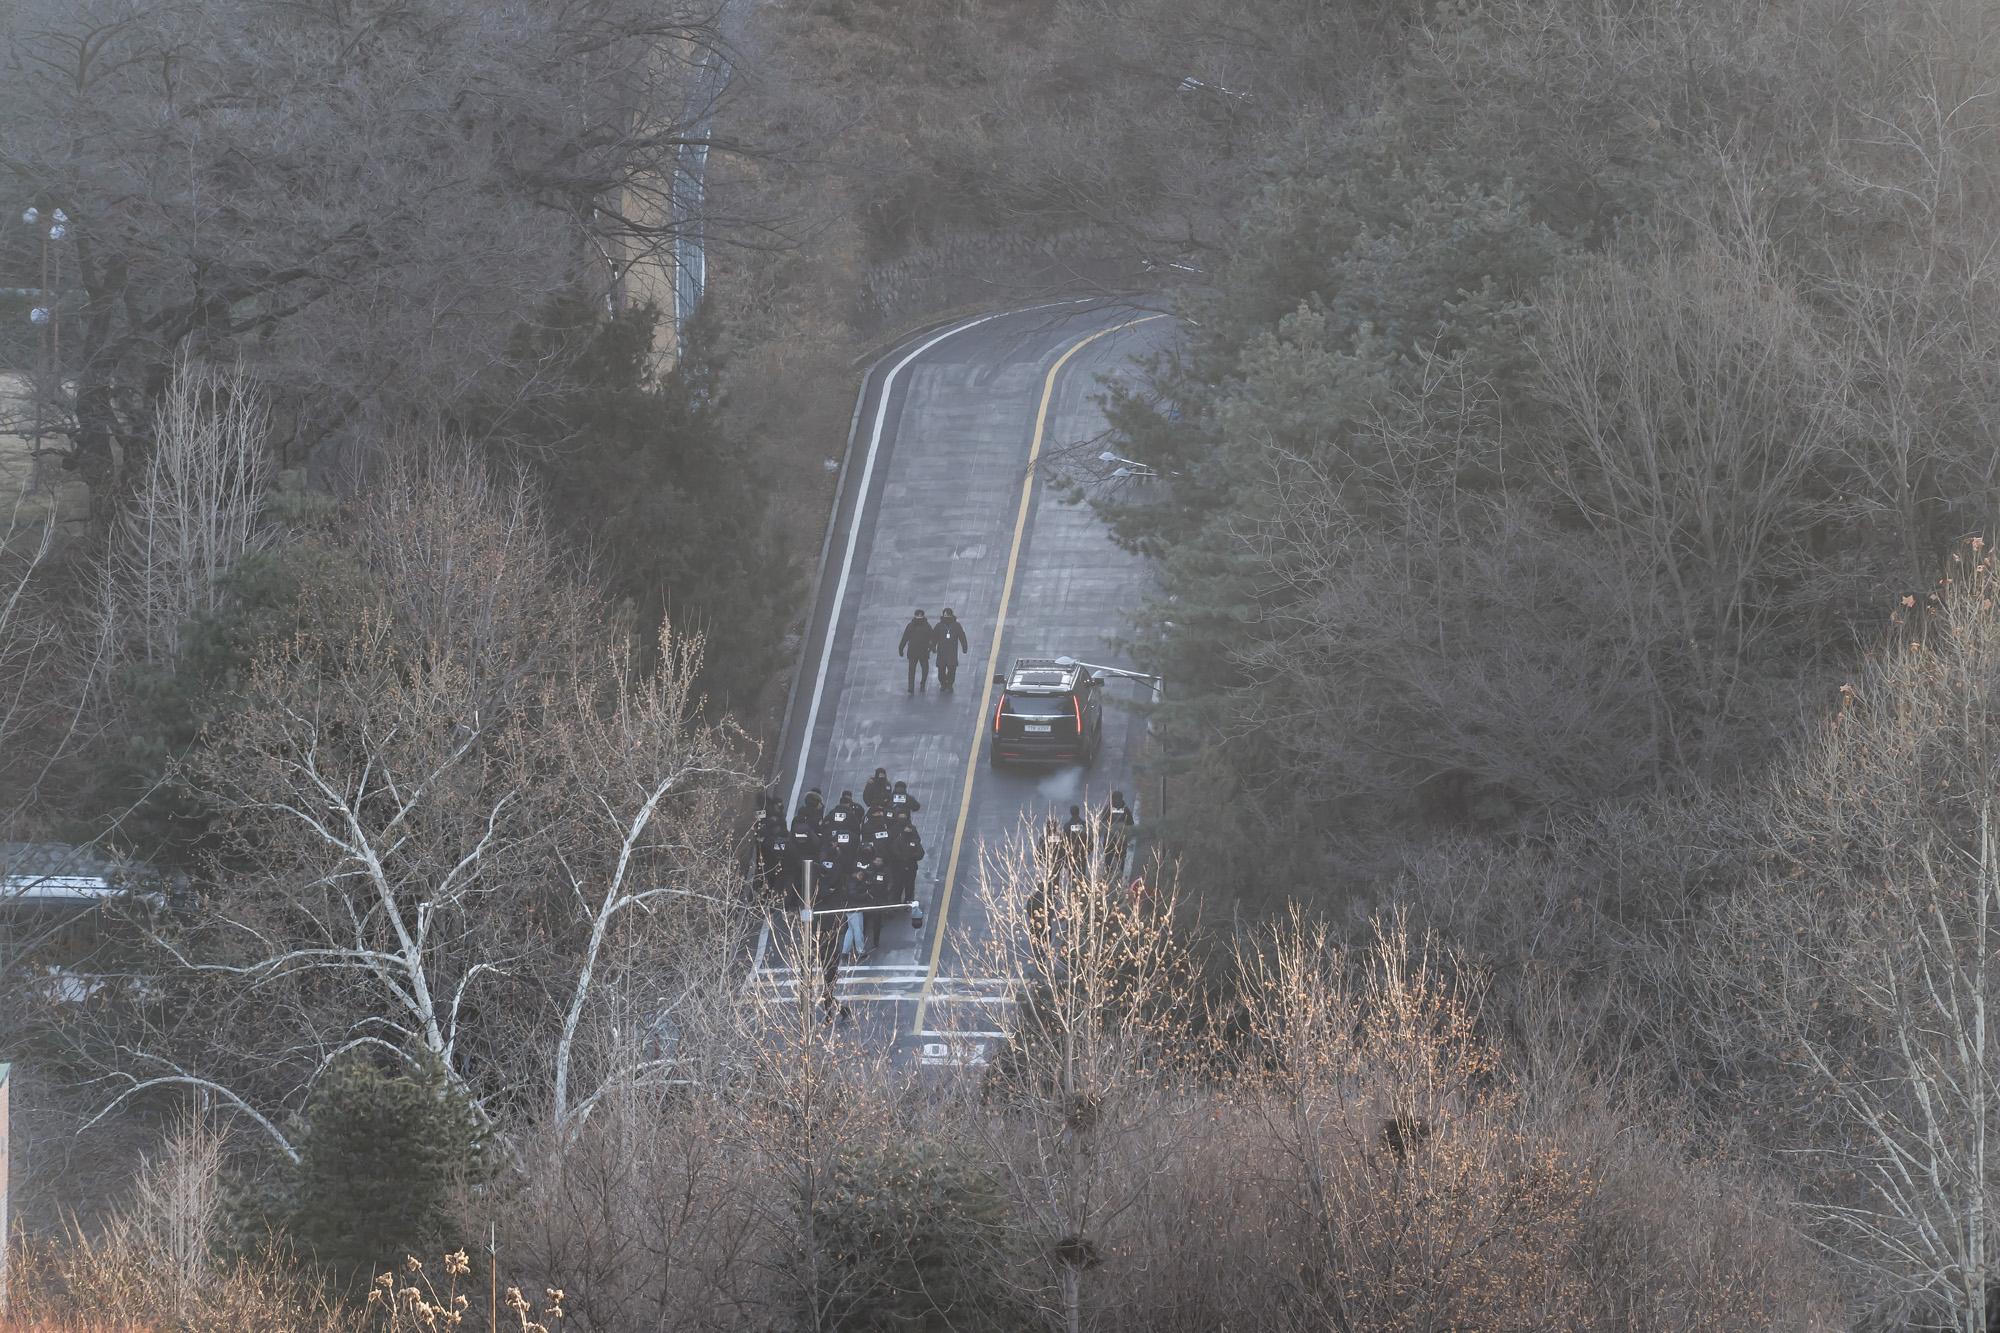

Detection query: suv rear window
(1003, 695), (1071, 716)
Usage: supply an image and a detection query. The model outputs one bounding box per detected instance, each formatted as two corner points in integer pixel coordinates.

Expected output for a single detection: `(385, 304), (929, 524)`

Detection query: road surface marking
(921, 1039), (990, 1067)
(786, 311), (1005, 820)
(917, 1030), (1011, 1038)
(912, 314), (1166, 1034)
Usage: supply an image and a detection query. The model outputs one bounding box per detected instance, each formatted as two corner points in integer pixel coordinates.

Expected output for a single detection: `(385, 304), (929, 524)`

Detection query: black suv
(989, 658), (1103, 768)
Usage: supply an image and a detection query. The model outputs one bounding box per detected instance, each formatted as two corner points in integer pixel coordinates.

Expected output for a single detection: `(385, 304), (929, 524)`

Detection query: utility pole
(487, 1221), (497, 1333)
(2, 1062), (11, 1318)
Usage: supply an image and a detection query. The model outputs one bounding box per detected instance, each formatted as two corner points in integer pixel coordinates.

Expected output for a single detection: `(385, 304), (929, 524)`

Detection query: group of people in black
(1025, 791), (1141, 940)
(753, 778), (1141, 1023)
(753, 770), (930, 1015)
(897, 607), (970, 693)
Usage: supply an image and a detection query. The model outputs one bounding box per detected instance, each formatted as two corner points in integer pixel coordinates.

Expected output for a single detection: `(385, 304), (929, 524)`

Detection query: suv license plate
(1023, 724), (1052, 733)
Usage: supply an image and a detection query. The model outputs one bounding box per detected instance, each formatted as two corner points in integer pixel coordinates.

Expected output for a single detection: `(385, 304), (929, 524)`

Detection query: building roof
(1, 843), (156, 908)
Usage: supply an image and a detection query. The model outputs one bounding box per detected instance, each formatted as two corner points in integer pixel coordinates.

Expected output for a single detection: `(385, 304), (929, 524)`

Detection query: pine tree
(475, 293), (795, 707)
(271, 1052), (488, 1291)
(806, 1140), (1014, 1332)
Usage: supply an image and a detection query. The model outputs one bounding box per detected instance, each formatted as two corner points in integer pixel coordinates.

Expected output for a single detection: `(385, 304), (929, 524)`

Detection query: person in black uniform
(898, 610), (935, 693)
(863, 767), (894, 810)
(814, 867), (854, 1022)
(752, 798), (775, 877)
(1062, 804), (1094, 886)
(826, 790), (863, 839)
(862, 803), (895, 866)
(760, 806), (798, 905)
(824, 818), (862, 884)
(933, 608), (970, 691)
(888, 811), (925, 919)
(858, 856), (895, 952)
(801, 788), (826, 832)
(1098, 791), (1137, 880)
(808, 837), (841, 909)
(889, 780), (921, 818)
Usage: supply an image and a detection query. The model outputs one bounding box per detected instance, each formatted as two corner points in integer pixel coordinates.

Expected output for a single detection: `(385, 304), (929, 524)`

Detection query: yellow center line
(912, 315), (1165, 1034)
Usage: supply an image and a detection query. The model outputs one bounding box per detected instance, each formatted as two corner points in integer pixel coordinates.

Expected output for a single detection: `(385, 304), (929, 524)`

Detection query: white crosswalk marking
(746, 966), (1019, 1006)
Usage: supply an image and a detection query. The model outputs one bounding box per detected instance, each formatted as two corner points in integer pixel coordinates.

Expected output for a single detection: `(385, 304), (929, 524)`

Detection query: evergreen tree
(1091, 111), (1577, 908)
(479, 294), (794, 706)
(805, 1141), (1014, 1332)
(90, 541), (361, 865)
(266, 1052), (488, 1292)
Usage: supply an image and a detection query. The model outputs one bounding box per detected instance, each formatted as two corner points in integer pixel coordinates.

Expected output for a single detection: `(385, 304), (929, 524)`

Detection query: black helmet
(894, 780), (908, 792)
(1111, 790), (1127, 806)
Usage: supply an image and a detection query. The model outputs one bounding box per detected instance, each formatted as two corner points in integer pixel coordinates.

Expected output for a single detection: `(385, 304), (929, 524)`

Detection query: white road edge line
(917, 1031), (1011, 1038)
(785, 310), (1007, 820)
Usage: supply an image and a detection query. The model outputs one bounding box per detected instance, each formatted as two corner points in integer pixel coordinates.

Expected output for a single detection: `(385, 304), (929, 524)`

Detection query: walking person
(933, 607), (970, 691)
(825, 790), (863, 854)
(888, 811), (925, 925)
(898, 609), (935, 694)
(761, 804), (798, 906)
(1098, 790), (1137, 881)
(841, 862), (872, 958)
(801, 850), (853, 1022)
(862, 802), (895, 865)
(859, 856), (895, 952)
(889, 780), (921, 818)
(1062, 804), (1094, 887)
(863, 767), (894, 810)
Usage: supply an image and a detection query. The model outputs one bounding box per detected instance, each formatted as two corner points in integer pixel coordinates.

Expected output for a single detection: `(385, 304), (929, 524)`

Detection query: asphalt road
(751, 304), (1171, 1065)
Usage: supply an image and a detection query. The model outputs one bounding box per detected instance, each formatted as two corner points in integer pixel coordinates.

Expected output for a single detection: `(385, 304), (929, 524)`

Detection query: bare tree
(1535, 196), (1847, 776)
(961, 823), (1201, 1333)
(81, 451), (752, 1149)
(1699, 545), (2000, 1331)
(1232, 912), (1588, 1333)
(109, 356), (274, 667)
(1, 0), (744, 500)
(1820, 7), (2000, 589)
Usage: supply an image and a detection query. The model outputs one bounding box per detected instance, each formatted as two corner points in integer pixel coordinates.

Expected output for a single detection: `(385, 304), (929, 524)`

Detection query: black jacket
(861, 862), (896, 906)
(898, 617), (935, 658)
(1063, 814), (1093, 861)
(825, 827), (861, 873)
(888, 824), (926, 868)
(863, 775), (893, 809)
(932, 614), (969, 665)
(862, 811), (895, 859)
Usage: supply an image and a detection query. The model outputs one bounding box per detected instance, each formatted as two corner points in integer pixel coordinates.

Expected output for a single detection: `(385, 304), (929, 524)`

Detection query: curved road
(753, 304), (1171, 1064)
